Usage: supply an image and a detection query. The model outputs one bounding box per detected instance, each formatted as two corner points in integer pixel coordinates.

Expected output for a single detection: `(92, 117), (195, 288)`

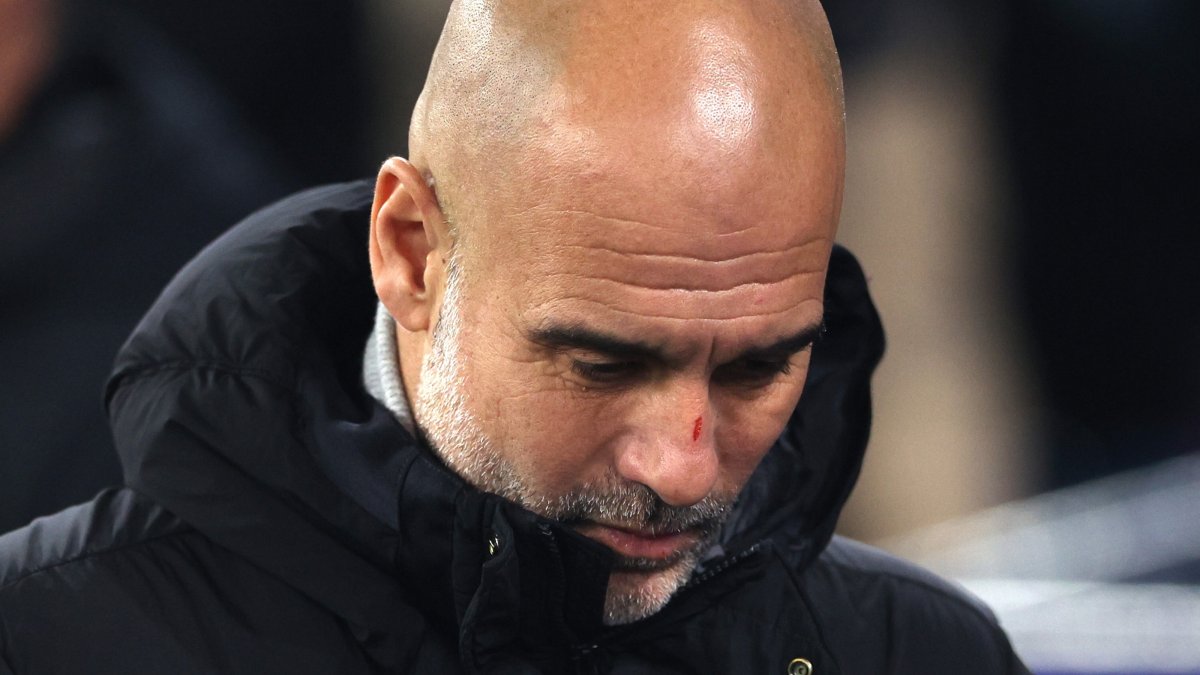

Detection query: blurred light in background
(887, 452), (1200, 672)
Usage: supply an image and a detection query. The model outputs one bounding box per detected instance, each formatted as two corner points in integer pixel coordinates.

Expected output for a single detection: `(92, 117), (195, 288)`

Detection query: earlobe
(369, 157), (446, 333)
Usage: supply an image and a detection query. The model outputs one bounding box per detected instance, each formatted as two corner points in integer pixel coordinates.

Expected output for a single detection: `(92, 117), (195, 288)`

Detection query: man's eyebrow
(528, 320), (826, 362)
(528, 324), (666, 361)
(735, 321), (826, 360)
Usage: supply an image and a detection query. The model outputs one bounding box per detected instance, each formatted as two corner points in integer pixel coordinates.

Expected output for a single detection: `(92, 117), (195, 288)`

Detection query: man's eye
(570, 360), (638, 382)
(713, 358), (793, 387)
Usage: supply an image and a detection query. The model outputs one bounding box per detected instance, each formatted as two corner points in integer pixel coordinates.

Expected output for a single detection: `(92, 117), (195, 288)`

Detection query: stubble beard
(412, 262), (735, 625)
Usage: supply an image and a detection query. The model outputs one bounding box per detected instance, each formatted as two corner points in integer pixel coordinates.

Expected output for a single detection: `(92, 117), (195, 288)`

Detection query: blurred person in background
(102, 0), (373, 185)
(0, 0), (291, 532)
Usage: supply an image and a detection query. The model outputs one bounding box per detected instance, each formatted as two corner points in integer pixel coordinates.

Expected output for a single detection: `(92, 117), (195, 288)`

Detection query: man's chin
(602, 559), (695, 626)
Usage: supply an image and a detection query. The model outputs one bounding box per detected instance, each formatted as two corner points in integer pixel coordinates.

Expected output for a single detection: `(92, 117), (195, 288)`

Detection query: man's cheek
(715, 423), (773, 480)
(491, 372), (603, 429)
(716, 392), (803, 480)
(493, 384), (625, 469)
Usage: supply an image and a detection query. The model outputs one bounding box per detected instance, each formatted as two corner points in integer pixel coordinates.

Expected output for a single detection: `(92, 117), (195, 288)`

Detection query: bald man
(0, 1), (1027, 673)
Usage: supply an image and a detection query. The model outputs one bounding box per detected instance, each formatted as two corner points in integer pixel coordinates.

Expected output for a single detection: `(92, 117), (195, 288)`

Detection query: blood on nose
(692, 416), (703, 442)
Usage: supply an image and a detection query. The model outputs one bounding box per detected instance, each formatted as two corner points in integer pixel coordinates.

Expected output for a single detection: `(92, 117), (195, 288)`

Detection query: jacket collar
(105, 180), (883, 666)
(308, 382), (616, 662)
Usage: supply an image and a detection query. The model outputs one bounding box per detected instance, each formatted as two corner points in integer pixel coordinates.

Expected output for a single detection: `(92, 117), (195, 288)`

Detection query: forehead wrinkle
(514, 230), (832, 295)
(524, 208), (700, 236)
(534, 292), (822, 324)
(503, 204), (833, 257)
(527, 206), (827, 241)
(534, 267), (823, 295)
(552, 241), (831, 265)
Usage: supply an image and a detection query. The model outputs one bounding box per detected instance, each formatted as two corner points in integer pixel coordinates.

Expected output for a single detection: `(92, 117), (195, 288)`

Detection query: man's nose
(613, 382), (719, 507)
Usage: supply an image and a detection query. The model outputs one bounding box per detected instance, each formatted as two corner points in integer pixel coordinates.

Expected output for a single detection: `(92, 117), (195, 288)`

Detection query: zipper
(570, 643), (604, 675)
(537, 522), (576, 641)
(683, 542), (766, 589)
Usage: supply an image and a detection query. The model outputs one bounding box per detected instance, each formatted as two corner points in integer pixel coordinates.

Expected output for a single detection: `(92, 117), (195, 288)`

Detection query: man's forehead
(477, 131), (840, 271)
(503, 201), (831, 275)
(504, 77), (841, 224)
(475, 197), (832, 345)
(462, 114), (837, 325)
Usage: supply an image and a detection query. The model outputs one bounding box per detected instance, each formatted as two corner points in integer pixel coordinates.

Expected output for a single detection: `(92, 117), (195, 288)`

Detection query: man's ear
(369, 157), (449, 332)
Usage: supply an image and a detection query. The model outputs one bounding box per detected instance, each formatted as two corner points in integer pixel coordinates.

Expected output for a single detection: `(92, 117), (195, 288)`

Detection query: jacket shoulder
(0, 488), (199, 670)
(818, 535), (999, 621)
(799, 536), (1029, 674)
(0, 487), (190, 592)
(0, 489), (379, 673)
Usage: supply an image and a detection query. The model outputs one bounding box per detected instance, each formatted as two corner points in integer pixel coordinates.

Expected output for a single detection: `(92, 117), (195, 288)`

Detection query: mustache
(527, 480), (736, 536)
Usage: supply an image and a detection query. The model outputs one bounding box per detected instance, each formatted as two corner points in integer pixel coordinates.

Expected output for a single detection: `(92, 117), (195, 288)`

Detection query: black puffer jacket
(0, 182), (1028, 674)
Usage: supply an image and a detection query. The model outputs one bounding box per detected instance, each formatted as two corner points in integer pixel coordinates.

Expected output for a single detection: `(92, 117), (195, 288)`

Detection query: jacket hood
(105, 180), (883, 661)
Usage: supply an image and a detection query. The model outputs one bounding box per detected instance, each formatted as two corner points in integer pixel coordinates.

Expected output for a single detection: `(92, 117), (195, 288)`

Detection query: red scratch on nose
(692, 416), (703, 442)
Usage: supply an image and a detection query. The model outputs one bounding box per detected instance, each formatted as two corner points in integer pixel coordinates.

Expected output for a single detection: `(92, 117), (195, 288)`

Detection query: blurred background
(1, 0), (1197, 671)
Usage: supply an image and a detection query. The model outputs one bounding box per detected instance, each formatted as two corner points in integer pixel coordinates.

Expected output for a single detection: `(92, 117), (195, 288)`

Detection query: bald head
(409, 0), (845, 244)
(372, 0), (848, 625)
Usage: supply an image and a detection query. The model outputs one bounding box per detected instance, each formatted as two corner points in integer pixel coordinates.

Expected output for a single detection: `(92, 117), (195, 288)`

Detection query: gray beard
(411, 261), (733, 624)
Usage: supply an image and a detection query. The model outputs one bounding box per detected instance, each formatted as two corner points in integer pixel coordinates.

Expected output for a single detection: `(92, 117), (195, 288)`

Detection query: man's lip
(574, 522), (699, 563)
